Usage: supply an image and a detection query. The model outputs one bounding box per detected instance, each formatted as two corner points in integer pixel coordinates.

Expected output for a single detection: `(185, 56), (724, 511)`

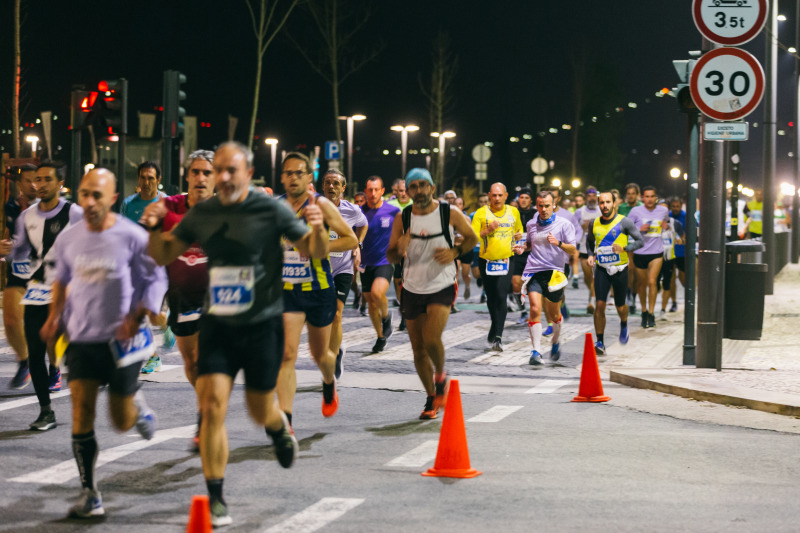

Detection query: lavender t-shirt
(54, 215), (168, 343)
(330, 199), (368, 277)
(361, 201), (400, 267)
(628, 204), (670, 255)
(523, 214), (576, 275)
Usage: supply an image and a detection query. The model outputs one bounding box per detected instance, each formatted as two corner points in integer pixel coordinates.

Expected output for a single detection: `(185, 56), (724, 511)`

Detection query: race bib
(596, 246), (620, 267)
(209, 266), (255, 316)
(177, 308), (202, 323)
(486, 258), (509, 276)
(109, 324), (154, 368)
(328, 231), (344, 257)
(750, 210), (762, 222)
(646, 220), (662, 236)
(21, 281), (52, 305)
(282, 250), (313, 284)
(12, 260), (32, 277)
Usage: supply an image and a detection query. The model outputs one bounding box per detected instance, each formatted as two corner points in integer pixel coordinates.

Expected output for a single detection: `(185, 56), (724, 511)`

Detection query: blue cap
(405, 168), (434, 189)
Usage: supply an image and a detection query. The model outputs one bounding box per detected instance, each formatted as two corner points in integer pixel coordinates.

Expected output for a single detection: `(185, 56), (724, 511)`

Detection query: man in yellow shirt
(471, 182), (523, 352)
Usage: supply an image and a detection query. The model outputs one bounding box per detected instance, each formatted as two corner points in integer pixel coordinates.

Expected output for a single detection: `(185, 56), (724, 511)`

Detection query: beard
(414, 194), (432, 208)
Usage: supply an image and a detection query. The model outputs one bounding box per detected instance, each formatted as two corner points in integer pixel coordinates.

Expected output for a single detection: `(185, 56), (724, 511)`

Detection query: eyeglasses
(282, 170), (308, 178)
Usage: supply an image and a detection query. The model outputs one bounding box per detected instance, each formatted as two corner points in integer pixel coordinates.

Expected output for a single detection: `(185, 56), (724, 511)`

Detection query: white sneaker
(68, 488), (104, 518)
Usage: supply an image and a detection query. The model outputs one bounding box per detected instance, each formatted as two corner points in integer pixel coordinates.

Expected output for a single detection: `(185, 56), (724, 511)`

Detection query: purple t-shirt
(361, 201), (400, 267)
(54, 215), (168, 343)
(523, 214), (576, 275)
(628, 204), (670, 255)
(330, 198), (368, 277)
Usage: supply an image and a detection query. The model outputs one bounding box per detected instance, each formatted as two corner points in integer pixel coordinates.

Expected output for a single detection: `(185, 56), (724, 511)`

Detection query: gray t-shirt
(172, 188), (309, 325)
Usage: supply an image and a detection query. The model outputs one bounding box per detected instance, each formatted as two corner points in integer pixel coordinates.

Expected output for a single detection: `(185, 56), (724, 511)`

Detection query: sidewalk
(605, 262), (800, 417)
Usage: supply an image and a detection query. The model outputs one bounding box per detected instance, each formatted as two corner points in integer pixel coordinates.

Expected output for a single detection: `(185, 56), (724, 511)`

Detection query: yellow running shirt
(471, 205), (523, 261)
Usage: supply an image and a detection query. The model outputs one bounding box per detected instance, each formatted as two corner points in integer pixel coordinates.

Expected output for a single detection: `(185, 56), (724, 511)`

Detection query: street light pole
(265, 138), (278, 191)
(431, 131), (455, 196)
(339, 114), (365, 194)
(391, 124), (419, 180)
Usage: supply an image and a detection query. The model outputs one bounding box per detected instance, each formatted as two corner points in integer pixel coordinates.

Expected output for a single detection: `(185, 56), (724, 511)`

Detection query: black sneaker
(30, 409), (56, 431)
(647, 312), (656, 329)
(210, 498), (233, 527)
(267, 411), (298, 469)
(359, 305), (367, 317)
(10, 360), (30, 390)
(398, 316), (406, 331)
(641, 311), (649, 329)
(372, 337), (387, 353)
(382, 312), (393, 340)
(334, 347), (346, 380)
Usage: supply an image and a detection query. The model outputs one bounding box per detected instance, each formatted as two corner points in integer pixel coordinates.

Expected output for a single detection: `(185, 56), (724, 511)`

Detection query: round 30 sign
(692, 0), (769, 46)
(689, 47), (765, 121)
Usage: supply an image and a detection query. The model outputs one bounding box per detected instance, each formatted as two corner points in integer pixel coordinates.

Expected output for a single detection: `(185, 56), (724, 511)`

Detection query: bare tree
(245, 0), (301, 150)
(12, 0), (21, 157)
(287, 0), (383, 179)
(569, 51), (590, 184)
(420, 31), (458, 191)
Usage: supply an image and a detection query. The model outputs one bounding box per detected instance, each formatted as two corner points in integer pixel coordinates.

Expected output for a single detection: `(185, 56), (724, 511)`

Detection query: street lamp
(391, 124), (419, 179)
(338, 114), (366, 185)
(430, 131), (455, 194)
(670, 167), (681, 179)
(265, 138), (278, 191)
(26, 135), (39, 157)
(552, 178), (562, 188)
(571, 178), (581, 189)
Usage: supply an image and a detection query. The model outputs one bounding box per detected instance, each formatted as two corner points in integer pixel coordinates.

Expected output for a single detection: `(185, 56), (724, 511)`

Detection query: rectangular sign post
(704, 122), (749, 141)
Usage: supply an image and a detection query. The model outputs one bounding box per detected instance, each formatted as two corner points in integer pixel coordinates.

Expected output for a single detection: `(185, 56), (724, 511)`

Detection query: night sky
(2, 1), (799, 195)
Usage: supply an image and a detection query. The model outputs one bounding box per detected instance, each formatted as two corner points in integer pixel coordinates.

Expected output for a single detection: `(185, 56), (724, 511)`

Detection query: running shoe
(550, 343), (560, 361)
(359, 304), (367, 317)
(162, 326), (176, 349)
(594, 341), (606, 355)
(49, 367), (62, 392)
(641, 311), (649, 329)
(542, 325), (554, 337)
(68, 488), (104, 518)
(269, 410), (298, 468)
(561, 304), (570, 321)
(398, 316), (406, 331)
(529, 351), (544, 365)
(619, 325), (629, 345)
(647, 313), (656, 329)
(334, 347), (346, 380)
(351, 288), (361, 309)
(133, 389), (156, 440)
(516, 314), (529, 325)
(433, 373), (449, 410)
(30, 409), (57, 431)
(491, 340), (503, 352)
(450, 305), (459, 314)
(392, 298), (401, 308)
(371, 337), (387, 353)
(140, 355), (162, 374)
(419, 395), (438, 420)
(210, 499), (232, 528)
(10, 360), (30, 389)
(572, 277), (579, 289)
(659, 309), (667, 318)
(669, 302), (678, 312)
(480, 291), (486, 304)
(322, 380), (339, 417)
(630, 301), (637, 314)
(463, 286), (471, 300)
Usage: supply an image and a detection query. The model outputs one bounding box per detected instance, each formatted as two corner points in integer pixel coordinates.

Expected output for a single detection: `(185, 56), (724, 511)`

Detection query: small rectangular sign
(704, 122), (748, 141)
(475, 171), (487, 181)
(325, 141), (340, 160)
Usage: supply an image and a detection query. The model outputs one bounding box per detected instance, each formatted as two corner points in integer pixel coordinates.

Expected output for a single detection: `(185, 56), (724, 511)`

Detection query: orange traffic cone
(572, 332), (611, 403)
(186, 495), (212, 533)
(422, 379), (482, 479)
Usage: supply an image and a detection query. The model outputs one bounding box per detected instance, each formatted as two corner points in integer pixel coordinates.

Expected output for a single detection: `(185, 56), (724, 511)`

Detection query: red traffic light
(98, 80), (109, 92)
(80, 91), (99, 111)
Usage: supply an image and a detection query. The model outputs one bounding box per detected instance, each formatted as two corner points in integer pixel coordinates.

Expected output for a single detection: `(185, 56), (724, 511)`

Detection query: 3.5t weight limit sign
(690, 47), (764, 121)
(693, 0), (768, 46)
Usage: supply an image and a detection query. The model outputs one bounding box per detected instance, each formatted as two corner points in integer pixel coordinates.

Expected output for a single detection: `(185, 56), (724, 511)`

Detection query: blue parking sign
(325, 141), (340, 160)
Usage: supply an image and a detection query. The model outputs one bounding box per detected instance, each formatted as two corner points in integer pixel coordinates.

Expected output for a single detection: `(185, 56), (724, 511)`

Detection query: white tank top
(402, 207), (457, 295)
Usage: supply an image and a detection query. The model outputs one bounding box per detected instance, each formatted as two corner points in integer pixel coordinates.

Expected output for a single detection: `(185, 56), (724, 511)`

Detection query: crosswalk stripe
(0, 390), (71, 412)
(467, 322), (594, 365)
(9, 424), (195, 484)
(297, 326), (376, 359)
(263, 497), (365, 533)
(467, 405), (523, 422)
(525, 380), (578, 394)
(364, 322), (491, 361)
(385, 440), (439, 468)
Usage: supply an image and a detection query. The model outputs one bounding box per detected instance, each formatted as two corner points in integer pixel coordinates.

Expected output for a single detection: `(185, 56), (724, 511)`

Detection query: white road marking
(298, 326), (377, 359)
(385, 440), (439, 468)
(365, 322), (491, 361)
(9, 424), (195, 484)
(0, 390), (71, 412)
(263, 497), (365, 533)
(525, 379), (578, 394)
(467, 405), (523, 422)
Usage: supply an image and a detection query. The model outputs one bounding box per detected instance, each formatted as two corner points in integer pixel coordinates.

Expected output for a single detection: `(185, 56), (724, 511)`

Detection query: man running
(277, 154), (357, 422)
(40, 168), (166, 519)
(144, 142), (317, 527)
(0, 161), (83, 430)
(585, 191), (643, 354)
(514, 191), (576, 365)
(322, 168), (367, 380)
(472, 182), (523, 352)
(387, 169), (477, 419)
(575, 187), (602, 313)
(360, 176), (400, 352)
(121, 161), (166, 221)
(628, 186), (670, 329)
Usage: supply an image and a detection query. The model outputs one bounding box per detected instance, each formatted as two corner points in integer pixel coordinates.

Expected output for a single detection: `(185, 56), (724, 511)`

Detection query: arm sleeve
(622, 218), (645, 252)
(129, 229), (168, 315)
(585, 224), (596, 254)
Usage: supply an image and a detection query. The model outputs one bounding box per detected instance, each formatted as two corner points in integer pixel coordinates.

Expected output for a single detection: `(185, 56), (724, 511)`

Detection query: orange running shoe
(433, 373), (449, 410)
(322, 381), (339, 417)
(419, 395), (438, 420)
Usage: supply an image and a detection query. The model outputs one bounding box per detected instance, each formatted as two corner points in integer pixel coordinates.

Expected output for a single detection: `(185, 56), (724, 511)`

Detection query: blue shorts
(283, 286), (337, 328)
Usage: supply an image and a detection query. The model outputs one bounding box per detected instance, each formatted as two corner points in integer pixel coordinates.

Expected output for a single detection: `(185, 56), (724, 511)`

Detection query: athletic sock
(207, 478), (225, 505)
(552, 318), (563, 345)
(621, 321), (627, 329)
(597, 333), (604, 344)
(528, 321), (542, 352)
(72, 430), (98, 491)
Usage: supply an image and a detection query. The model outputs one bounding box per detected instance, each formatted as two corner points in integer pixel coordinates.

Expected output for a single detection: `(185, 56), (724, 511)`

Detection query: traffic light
(70, 87), (98, 131)
(97, 79), (127, 136)
(672, 56), (699, 114)
(162, 70), (187, 139)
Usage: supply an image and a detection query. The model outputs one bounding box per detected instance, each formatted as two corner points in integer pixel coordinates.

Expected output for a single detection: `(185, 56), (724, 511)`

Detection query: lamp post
(26, 135), (39, 158)
(265, 138), (278, 191)
(338, 114), (366, 184)
(391, 124), (419, 179)
(430, 130), (455, 195)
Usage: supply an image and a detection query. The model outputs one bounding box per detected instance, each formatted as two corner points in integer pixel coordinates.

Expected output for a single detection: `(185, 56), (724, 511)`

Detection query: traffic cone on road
(186, 494), (212, 533)
(422, 379), (483, 479)
(572, 332), (611, 403)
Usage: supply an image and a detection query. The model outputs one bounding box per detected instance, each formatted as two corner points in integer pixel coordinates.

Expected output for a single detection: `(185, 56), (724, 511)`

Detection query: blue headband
(405, 168), (434, 189)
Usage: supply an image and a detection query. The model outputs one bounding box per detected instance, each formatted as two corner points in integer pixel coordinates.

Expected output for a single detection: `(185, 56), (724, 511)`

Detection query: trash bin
(724, 240), (767, 340)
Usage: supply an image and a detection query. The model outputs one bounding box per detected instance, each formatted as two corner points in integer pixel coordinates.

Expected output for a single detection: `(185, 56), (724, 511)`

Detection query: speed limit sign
(692, 0), (768, 46)
(689, 47), (764, 121)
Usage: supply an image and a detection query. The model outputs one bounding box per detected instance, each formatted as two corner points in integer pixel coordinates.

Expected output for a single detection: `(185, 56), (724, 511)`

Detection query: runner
(322, 168), (368, 380)
(471, 182), (523, 352)
(360, 176), (401, 352)
(388, 179), (413, 330)
(387, 169), (478, 419)
(574, 187), (602, 314)
(40, 168), (166, 519)
(513, 190), (576, 365)
(585, 191), (644, 354)
(144, 142), (315, 527)
(511, 189), (536, 323)
(120, 161), (166, 222)
(0, 161), (83, 430)
(277, 153), (357, 422)
(619, 183), (643, 312)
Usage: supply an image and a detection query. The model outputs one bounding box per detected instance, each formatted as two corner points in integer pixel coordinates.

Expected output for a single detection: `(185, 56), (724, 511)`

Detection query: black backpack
(401, 202), (453, 248)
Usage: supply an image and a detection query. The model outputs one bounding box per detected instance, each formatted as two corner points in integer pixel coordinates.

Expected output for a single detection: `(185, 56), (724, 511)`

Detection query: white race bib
(21, 281), (52, 306)
(486, 258), (509, 276)
(596, 246), (621, 267)
(646, 220), (662, 236)
(12, 260), (32, 277)
(282, 250), (313, 284)
(209, 266), (255, 316)
(109, 323), (154, 368)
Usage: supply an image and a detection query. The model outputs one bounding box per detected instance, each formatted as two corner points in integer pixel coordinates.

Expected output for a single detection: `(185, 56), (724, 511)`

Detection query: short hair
(574, 192), (585, 199)
(444, 189), (457, 198)
(392, 178), (405, 188)
(218, 141), (254, 169)
(668, 196), (682, 205)
(478, 193), (488, 199)
(599, 190), (616, 202)
(642, 185), (657, 195)
(323, 168), (347, 187)
(518, 188), (533, 199)
(542, 185), (561, 197)
(536, 190), (554, 202)
(184, 149), (214, 169)
(366, 175), (384, 188)
(354, 191), (366, 198)
(19, 163), (37, 173)
(282, 151), (312, 173)
(138, 161), (161, 179)
(37, 160), (67, 181)
(625, 183), (641, 195)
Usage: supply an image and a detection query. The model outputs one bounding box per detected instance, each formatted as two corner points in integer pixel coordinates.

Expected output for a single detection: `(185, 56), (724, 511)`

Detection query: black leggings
(24, 304), (52, 408)
(479, 258), (512, 342)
